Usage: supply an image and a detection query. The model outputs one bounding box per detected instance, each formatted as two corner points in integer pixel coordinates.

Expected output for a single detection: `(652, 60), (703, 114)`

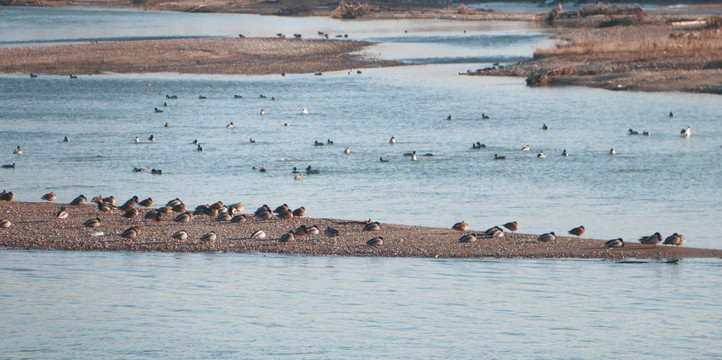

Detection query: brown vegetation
(332, 1), (375, 19)
(469, 16), (722, 94)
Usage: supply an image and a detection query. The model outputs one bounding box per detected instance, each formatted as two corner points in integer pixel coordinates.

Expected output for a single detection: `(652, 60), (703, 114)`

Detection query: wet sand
(1, 201), (719, 260)
(0, 37), (399, 75)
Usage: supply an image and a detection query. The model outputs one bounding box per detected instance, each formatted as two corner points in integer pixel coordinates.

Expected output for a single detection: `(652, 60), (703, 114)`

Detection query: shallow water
(2, 250), (721, 359)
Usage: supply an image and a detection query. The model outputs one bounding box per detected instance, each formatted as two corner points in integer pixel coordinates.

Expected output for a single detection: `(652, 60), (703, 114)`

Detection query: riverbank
(0, 37), (399, 75)
(466, 11), (722, 94)
(1, 201), (719, 260)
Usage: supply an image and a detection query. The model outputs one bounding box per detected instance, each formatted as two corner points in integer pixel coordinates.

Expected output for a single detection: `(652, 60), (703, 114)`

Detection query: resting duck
(568, 225), (585, 237)
(452, 220), (468, 233)
(538, 232), (556, 242)
(250, 229), (266, 239)
(367, 237), (384, 246)
(42, 192), (57, 202)
(503, 221), (519, 232)
(604, 238), (624, 248)
(200, 231), (217, 243)
(663, 233), (686, 247)
(639, 232), (662, 246)
(172, 230), (188, 241)
(363, 221), (381, 232)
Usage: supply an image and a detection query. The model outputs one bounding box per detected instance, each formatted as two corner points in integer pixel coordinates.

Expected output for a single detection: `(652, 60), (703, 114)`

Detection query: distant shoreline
(1, 201), (719, 260)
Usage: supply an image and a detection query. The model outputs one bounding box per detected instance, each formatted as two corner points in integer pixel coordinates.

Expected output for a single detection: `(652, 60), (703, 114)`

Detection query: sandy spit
(1, 201), (719, 260)
(0, 37), (400, 76)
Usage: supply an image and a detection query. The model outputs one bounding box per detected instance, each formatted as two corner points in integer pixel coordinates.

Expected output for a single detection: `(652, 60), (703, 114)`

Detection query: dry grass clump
(547, 3), (645, 26)
(332, 1), (374, 19)
(534, 24), (722, 61)
(456, 4), (475, 15)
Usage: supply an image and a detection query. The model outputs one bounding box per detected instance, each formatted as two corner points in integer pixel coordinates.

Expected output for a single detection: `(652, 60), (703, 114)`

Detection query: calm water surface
(2, 250), (722, 359)
(1, 7), (722, 359)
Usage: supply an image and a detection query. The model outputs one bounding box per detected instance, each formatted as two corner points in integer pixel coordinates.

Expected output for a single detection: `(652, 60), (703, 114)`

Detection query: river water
(0, 7), (721, 358)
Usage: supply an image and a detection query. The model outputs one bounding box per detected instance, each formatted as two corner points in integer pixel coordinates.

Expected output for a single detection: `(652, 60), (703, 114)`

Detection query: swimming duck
(148, 135), (156, 141)
(681, 126), (691, 137)
(639, 232), (663, 246)
(42, 192), (57, 202)
(123, 208), (139, 219)
(389, 136), (396, 144)
(325, 226), (340, 237)
(562, 149), (569, 157)
(537, 151), (546, 158)
(568, 225), (585, 237)
(314, 141), (324, 146)
(30, 73), (37, 78)
(197, 144), (204, 151)
(135, 137), (140, 143)
(327, 139), (334, 145)
(154, 107), (163, 113)
(163, 102), (169, 107)
(458, 234), (477, 243)
(642, 131), (651, 136)
(138, 198), (154, 207)
(13, 146), (22, 155)
(411, 151), (418, 161)
(537, 232), (556, 242)
(172, 230), (188, 241)
(472, 142), (486, 149)
(305, 166), (320, 174)
(292, 207), (306, 217)
(494, 154), (506, 160)
(260, 109), (265, 115)
(250, 229), (266, 239)
(447, 114), (453, 121)
(63, 136), (70, 142)
(503, 221), (518, 233)
(344, 147), (351, 154)
(69, 74), (77, 79)
(166, 95), (178, 99)
(669, 112), (674, 117)
(0, 219), (12, 230)
(234, 95), (243, 99)
(120, 226), (140, 240)
(609, 148), (616, 155)
(367, 236), (384, 246)
(151, 169), (163, 175)
(69, 194), (87, 206)
(542, 124), (549, 130)
(604, 238), (624, 248)
(249, 138), (256, 143)
(1, 163), (16, 169)
(628, 129), (639, 135)
(363, 221), (381, 232)
(279, 231), (295, 244)
(56, 206), (69, 221)
(144, 210), (162, 222)
(226, 122), (234, 129)
(173, 212), (193, 224)
(663, 233), (686, 247)
(83, 217), (101, 228)
(379, 157), (389, 162)
(260, 166), (267, 173)
(230, 214), (248, 223)
(200, 231), (217, 243)
(301, 108), (309, 115)
(481, 113), (490, 119)
(132, 168), (149, 173)
(192, 139), (199, 145)
(452, 221), (468, 233)
(199, 95), (207, 100)
(314, 72), (323, 76)
(294, 173), (304, 181)
(521, 145), (530, 151)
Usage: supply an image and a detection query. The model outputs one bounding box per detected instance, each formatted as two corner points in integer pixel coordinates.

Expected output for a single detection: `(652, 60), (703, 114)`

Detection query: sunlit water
(2, 250), (722, 359)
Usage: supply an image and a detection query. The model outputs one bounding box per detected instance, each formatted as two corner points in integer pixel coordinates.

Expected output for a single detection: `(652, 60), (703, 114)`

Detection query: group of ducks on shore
(450, 220), (686, 248)
(0, 190), (689, 250)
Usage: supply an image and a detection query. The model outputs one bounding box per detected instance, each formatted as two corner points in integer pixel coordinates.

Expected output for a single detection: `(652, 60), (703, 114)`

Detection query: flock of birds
(0, 189), (687, 250)
(449, 219), (686, 248)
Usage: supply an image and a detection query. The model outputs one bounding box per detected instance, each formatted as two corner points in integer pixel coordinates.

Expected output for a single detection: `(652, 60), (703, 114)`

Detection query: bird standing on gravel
(452, 221), (468, 233)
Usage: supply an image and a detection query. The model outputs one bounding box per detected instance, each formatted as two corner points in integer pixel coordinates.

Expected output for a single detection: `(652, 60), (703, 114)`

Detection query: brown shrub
(332, 1), (374, 19)
(457, 4), (475, 15)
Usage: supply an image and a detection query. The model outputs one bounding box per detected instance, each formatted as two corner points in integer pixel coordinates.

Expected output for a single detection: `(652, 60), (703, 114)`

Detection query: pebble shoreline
(1, 201), (720, 260)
